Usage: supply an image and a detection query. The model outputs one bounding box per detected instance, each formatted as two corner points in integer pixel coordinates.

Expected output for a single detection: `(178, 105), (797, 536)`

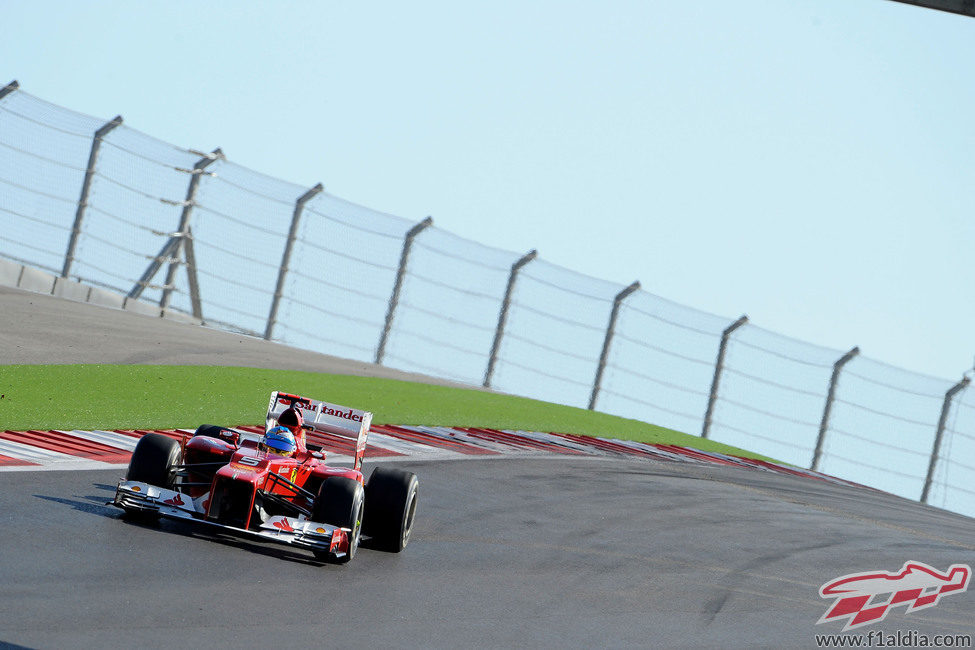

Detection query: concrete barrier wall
(3, 262), (201, 326)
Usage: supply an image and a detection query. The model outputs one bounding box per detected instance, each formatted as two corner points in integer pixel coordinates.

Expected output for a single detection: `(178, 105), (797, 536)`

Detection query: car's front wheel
(127, 432), (181, 488)
(122, 432), (182, 520)
(311, 477), (364, 563)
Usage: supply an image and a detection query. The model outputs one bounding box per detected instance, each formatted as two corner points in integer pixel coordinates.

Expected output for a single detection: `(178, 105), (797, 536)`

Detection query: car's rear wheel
(192, 424), (240, 445)
(123, 432), (182, 520)
(363, 467), (418, 552)
(193, 424), (228, 438)
(311, 477), (364, 563)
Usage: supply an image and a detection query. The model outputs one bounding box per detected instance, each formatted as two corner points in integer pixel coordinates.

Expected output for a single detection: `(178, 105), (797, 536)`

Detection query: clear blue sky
(3, 0), (974, 381)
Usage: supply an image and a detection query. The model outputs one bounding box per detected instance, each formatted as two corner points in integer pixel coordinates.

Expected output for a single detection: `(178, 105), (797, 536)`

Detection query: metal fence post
(589, 281), (641, 411)
(811, 346), (860, 471)
(130, 238), (179, 299)
(701, 315), (749, 439)
(182, 225), (203, 320)
(483, 249), (537, 388)
(0, 80), (18, 101)
(375, 216), (433, 365)
(129, 149), (222, 301)
(264, 183), (324, 340)
(62, 115), (123, 279)
(921, 376), (970, 504)
(159, 148), (223, 310)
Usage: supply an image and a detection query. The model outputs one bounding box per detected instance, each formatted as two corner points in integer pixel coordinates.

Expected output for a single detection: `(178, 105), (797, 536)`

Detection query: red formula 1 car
(111, 391), (418, 563)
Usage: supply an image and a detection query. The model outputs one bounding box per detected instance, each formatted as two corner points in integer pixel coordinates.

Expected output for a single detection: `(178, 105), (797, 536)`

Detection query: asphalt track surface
(3, 286), (975, 648)
(0, 285), (474, 386)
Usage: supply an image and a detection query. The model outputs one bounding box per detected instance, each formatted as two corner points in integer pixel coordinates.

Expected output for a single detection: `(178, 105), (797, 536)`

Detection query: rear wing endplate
(266, 391), (373, 471)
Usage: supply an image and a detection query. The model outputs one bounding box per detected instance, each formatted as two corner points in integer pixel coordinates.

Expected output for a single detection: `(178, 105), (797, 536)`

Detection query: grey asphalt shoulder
(0, 285), (481, 389)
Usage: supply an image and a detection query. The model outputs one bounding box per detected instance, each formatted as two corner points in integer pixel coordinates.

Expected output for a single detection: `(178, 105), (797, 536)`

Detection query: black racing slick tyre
(126, 432), (181, 489)
(192, 424), (240, 445)
(193, 424), (228, 438)
(312, 477), (364, 563)
(363, 467), (418, 553)
(122, 433), (182, 521)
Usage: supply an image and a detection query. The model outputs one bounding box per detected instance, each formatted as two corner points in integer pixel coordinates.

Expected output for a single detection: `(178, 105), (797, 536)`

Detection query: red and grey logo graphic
(272, 518), (294, 533)
(818, 561), (970, 631)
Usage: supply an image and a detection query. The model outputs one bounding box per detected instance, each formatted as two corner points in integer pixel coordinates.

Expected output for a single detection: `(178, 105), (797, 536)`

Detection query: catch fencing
(2, 80), (973, 518)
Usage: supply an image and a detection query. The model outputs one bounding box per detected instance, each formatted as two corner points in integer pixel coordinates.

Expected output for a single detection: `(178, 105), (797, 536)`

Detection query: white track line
(0, 438), (80, 464)
(1, 460), (128, 472)
(58, 429), (138, 451)
(367, 431), (467, 459)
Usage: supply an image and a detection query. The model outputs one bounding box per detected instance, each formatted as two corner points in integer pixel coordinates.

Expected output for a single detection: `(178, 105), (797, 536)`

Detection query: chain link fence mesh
(824, 357), (952, 500)
(189, 161), (300, 333)
(0, 91), (99, 273)
(492, 260), (622, 408)
(385, 226), (519, 384)
(2, 85), (974, 518)
(81, 125), (200, 297)
(279, 192), (412, 360)
(713, 324), (841, 468)
(606, 293), (731, 437)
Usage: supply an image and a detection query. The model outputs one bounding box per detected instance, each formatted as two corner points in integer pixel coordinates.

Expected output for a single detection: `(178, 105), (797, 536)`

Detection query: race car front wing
(111, 481), (350, 559)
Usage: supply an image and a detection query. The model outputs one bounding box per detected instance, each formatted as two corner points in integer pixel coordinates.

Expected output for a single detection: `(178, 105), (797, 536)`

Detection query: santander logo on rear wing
(818, 561), (971, 631)
(265, 391), (373, 470)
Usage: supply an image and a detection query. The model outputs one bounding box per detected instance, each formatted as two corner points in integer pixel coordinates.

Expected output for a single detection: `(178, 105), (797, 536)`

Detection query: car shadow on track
(33, 492), (118, 517)
(34, 482), (146, 518)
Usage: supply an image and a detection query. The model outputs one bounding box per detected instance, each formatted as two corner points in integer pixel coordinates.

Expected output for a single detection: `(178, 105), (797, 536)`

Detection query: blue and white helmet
(262, 425), (297, 456)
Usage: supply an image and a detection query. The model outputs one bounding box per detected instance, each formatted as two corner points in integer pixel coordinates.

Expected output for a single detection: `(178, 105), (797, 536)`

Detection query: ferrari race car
(111, 391), (418, 563)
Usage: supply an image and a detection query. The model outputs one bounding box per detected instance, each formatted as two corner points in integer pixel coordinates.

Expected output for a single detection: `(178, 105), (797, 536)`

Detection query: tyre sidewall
(364, 467), (418, 552)
(312, 477), (364, 562)
(126, 433), (182, 489)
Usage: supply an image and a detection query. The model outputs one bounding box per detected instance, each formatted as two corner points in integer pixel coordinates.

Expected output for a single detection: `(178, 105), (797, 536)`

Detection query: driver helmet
(262, 426), (297, 457)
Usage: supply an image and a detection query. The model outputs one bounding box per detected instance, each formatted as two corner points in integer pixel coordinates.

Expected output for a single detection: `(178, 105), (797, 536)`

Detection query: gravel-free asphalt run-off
(2, 286), (974, 648)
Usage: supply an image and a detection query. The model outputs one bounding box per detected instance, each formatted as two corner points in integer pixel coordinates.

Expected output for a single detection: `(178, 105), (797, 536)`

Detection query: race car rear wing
(266, 391), (373, 471)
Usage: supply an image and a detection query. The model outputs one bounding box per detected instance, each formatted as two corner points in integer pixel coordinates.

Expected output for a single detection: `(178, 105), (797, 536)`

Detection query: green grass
(0, 364), (777, 462)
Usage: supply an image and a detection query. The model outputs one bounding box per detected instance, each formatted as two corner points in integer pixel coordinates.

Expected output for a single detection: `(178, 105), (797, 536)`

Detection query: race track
(2, 286), (974, 648)
(0, 285), (475, 387)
